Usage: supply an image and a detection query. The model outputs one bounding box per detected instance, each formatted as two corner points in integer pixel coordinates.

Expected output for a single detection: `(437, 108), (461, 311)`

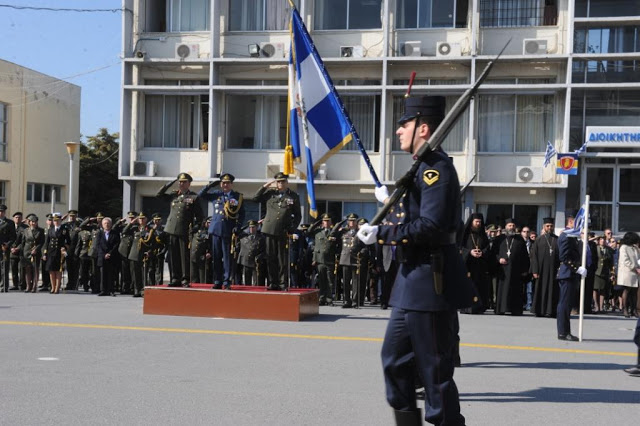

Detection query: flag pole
(578, 194), (590, 342)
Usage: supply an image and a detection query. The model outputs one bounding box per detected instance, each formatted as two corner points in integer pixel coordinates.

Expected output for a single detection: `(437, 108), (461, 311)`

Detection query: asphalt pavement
(0, 291), (638, 425)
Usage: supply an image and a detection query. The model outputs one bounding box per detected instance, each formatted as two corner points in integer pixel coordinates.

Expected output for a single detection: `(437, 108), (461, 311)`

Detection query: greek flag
(288, 6), (353, 218)
(565, 205), (586, 237)
(574, 141), (588, 156)
(543, 140), (557, 167)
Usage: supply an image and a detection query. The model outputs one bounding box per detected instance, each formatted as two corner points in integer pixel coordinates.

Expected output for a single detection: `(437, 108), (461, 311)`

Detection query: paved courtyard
(0, 292), (637, 425)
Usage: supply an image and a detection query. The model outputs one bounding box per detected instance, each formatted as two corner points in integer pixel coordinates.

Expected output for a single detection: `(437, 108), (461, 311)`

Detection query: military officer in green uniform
(114, 211), (137, 294)
(80, 212), (105, 293)
(308, 214), (339, 305)
(126, 212), (154, 297)
(148, 213), (168, 286)
(190, 217), (212, 284)
(75, 219), (94, 292)
(236, 220), (265, 286)
(20, 214), (45, 292)
(156, 172), (203, 287)
(0, 205), (17, 292)
(253, 172), (302, 290)
(335, 213), (362, 308)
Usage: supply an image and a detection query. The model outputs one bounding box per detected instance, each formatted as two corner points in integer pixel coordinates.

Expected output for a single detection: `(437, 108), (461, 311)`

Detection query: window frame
(396, 0), (460, 29)
(168, 0), (210, 32)
(313, 0), (383, 31)
(26, 182), (62, 204)
(228, 0), (298, 32)
(0, 102), (7, 162)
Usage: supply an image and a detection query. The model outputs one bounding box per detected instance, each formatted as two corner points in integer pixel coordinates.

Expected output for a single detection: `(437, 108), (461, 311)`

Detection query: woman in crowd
(616, 232), (640, 318)
(593, 236), (613, 313)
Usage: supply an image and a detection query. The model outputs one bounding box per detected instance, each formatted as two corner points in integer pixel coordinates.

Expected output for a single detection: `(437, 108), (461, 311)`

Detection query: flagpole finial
(404, 71), (416, 98)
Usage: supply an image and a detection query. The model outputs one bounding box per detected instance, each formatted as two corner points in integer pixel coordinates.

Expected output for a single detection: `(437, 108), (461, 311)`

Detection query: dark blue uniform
(377, 150), (472, 425)
(198, 188), (245, 288)
(556, 230), (582, 338)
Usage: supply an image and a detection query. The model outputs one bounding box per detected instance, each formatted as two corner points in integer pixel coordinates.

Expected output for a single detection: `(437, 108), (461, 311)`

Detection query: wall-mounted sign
(586, 126), (640, 147)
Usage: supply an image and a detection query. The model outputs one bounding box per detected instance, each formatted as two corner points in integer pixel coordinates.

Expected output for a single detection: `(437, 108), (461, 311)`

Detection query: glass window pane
(396, 0), (417, 28)
(243, 199), (261, 222)
(26, 184), (32, 201)
(515, 94), (553, 152)
(34, 184), (43, 203)
(266, 0), (296, 31)
(618, 205), (640, 233)
(227, 96), (256, 149)
(343, 201), (378, 221)
(314, 0), (347, 30)
(588, 0), (640, 18)
(144, 95), (164, 148)
(343, 96), (376, 151)
(349, 0), (382, 29)
(0, 104), (5, 121)
(432, 0), (454, 28)
(589, 204), (612, 232)
(619, 168), (640, 203)
(417, 0), (432, 28)
(478, 95), (515, 152)
(586, 168), (613, 202)
(230, 0), (263, 31)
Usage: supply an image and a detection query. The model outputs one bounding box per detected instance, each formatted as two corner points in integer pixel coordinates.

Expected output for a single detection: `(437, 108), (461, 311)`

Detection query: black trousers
(382, 308), (464, 425)
(100, 262), (117, 295)
(264, 234), (287, 288)
(130, 260), (145, 294)
(0, 256), (9, 292)
(66, 255), (78, 290)
(41, 259), (50, 289)
(10, 257), (24, 289)
(78, 257), (93, 291)
(168, 234), (190, 285)
(121, 258), (132, 293)
(342, 265), (356, 304)
(316, 263), (334, 302)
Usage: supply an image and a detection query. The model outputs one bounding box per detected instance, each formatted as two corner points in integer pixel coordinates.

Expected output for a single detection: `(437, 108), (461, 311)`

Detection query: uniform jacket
(75, 229), (93, 259)
(309, 225), (338, 265)
(376, 150), (473, 311)
(43, 226), (71, 261)
(253, 187), (301, 237)
(336, 227), (363, 267)
(556, 230), (582, 280)
(157, 188), (203, 237)
(19, 226), (45, 261)
(198, 188), (245, 238)
(62, 219), (82, 256)
(189, 227), (211, 262)
(237, 231), (265, 268)
(95, 229), (120, 267)
(10, 223), (28, 259)
(128, 225), (154, 262)
(0, 217), (17, 249)
(114, 220), (135, 258)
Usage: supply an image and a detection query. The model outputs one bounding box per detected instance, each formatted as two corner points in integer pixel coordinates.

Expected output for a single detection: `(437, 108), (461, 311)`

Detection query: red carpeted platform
(142, 284), (319, 321)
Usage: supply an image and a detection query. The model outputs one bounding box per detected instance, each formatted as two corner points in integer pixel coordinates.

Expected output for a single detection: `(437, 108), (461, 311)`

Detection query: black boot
(393, 409), (422, 426)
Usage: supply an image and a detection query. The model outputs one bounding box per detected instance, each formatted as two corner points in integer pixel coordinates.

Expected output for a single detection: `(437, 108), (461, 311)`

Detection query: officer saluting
(156, 172), (203, 287)
(198, 173), (245, 289)
(358, 96), (472, 425)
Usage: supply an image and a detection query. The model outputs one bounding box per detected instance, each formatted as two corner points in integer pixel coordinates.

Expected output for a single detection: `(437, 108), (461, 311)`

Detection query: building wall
(0, 60), (81, 219)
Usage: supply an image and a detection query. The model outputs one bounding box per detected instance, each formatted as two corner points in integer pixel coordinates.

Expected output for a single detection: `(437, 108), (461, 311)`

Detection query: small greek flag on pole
(543, 140), (557, 167)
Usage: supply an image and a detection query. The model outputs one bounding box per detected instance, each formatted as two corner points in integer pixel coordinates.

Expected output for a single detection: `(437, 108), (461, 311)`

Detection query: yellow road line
(0, 320), (635, 357)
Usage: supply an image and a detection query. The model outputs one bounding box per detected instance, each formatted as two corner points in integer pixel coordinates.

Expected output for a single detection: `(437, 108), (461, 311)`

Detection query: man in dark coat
(308, 214), (338, 305)
(0, 204), (17, 292)
(95, 217), (121, 296)
(236, 220), (265, 286)
(530, 217), (559, 317)
(253, 172), (301, 290)
(495, 218), (530, 316)
(113, 211), (137, 294)
(460, 213), (491, 313)
(357, 95), (472, 425)
(9, 212), (27, 290)
(156, 173), (203, 287)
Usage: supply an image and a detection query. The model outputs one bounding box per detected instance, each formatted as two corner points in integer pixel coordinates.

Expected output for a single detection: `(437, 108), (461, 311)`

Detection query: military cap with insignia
(321, 213), (332, 221)
(27, 214), (39, 222)
(274, 172), (289, 181)
(96, 212), (105, 219)
(127, 211), (138, 218)
(178, 172), (193, 182)
(52, 212), (62, 220)
(299, 223), (310, 230)
(346, 213), (359, 221)
(0, 204), (7, 211)
(68, 209), (78, 215)
(152, 212), (162, 220)
(220, 173), (235, 182)
(45, 213), (53, 219)
(247, 220), (258, 227)
(13, 211), (23, 217)
(398, 95), (446, 125)
(358, 218), (368, 225)
(137, 212), (147, 219)
(486, 224), (497, 232)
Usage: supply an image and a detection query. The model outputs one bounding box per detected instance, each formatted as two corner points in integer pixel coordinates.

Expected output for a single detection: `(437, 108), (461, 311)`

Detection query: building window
(227, 95), (287, 150)
(480, 0), (557, 28)
(0, 103), (7, 161)
(478, 93), (554, 152)
(27, 183), (62, 203)
(574, 26), (640, 54)
(575, 0), (640, 18)
(144, 94), (209, 149)
(314, 0), (382, 30)
(229, 0), (297, 31)
(396, 0), (469, 29)
(169, 0), (210, 31)
(341, 95), (379, 152)
(477, 203), (551, 231)
(0, 181), (6, 205)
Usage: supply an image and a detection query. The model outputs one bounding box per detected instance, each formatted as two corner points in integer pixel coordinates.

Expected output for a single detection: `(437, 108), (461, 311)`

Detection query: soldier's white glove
(374, 185), (390, 204)
(576, 266), (587, 277)
(357, 224), (379, 245)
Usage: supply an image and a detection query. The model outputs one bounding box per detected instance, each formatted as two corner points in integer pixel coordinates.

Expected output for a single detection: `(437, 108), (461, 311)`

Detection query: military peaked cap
(45, 213), (53, 219)
(96, 212), (105, 219)
(27, 214), (39, 222)
(398, 96), (446, 125)
(127, 211), (137, 218)
(321, 213), (332, 221)
(220, 173), (235, 182)
(274, 172), (289, 181)
(12, 212), (23, 217)
(358, 218), (368, 225)
(299, 223), (310, 230)
(52, 212), (62, 220)
(137, 212), (146, 219)
(347, 213), (359, 220)
(247, 220), (258, 227)
(68, 209), (78, 215)
(0, 204), (6, 211)
(152, 212), (162, 220)
(178, 172), (193, 182)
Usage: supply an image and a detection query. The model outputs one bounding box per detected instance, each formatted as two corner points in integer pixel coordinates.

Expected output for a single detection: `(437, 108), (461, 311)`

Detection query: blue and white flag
(565, 205), (586, 237)
(543, 140), (557, 167)
(574, 141), (588, 156)
(288, 6), (353, 218)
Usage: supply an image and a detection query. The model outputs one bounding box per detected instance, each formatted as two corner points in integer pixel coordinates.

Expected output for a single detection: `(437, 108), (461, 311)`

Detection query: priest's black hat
(543, 217), (555, 224)
(504, 217), (517, 226)
(398, 96), (446, 125)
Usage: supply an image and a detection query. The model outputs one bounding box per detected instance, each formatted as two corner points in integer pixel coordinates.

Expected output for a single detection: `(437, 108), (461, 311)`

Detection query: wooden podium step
(143, 284), (319, 322)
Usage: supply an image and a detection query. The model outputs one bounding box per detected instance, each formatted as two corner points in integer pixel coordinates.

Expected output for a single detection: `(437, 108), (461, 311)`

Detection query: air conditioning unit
(266, 164), (281, 179)
(133, 161), (157, 177)
(340, 45), (364, 58)
(516, 166), (542, 183)
(436, 42), (461, 57)
(523, 39), (548, 55)
(175, 43), (200, 59)
(400, 41), (421, 57)
(259, 42), (285, 58)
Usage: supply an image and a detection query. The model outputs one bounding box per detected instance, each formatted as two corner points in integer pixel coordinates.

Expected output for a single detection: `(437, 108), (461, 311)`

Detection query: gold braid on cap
(224, 194), (244, 220)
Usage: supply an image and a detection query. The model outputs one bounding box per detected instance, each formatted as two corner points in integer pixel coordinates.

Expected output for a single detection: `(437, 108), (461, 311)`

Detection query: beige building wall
(0, 59), (81, 220)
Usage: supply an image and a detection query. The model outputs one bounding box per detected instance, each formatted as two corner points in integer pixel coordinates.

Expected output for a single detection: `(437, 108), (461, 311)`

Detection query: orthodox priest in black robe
(495, 218), (530, 315)
(460, 213), (491, 313)
(530, 217), (559, 317)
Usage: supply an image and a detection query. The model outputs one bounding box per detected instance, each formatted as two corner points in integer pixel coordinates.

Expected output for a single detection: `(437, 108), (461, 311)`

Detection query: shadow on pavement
(460, 387), (639, 403)
(463, 361), (627, 371)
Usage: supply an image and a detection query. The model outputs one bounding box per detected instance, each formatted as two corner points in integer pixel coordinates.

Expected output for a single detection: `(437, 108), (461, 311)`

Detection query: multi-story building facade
(0, 59), (81, 219)
(120, 0), (639, 234)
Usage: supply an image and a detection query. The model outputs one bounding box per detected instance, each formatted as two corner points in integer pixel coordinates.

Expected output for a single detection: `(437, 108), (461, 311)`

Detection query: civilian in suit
(96, 217), (121, 296)
(42, 213), (71, 294)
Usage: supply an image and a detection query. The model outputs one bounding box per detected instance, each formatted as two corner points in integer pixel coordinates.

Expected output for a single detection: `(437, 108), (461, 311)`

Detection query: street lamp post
(65, 141), (81, 211)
